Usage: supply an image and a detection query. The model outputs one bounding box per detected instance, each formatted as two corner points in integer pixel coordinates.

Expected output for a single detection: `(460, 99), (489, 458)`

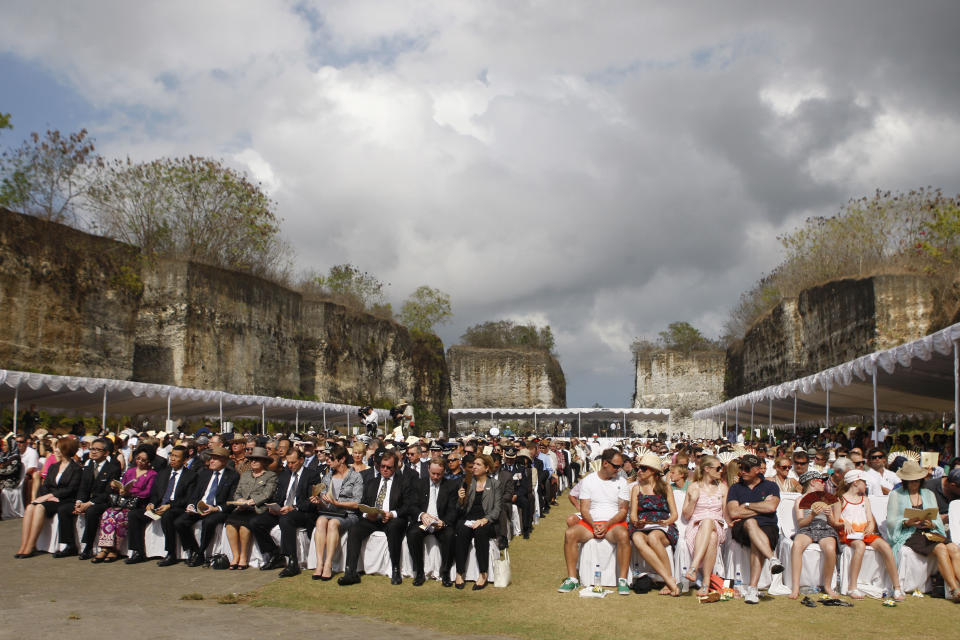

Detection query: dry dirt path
(0, 519), (512, 640)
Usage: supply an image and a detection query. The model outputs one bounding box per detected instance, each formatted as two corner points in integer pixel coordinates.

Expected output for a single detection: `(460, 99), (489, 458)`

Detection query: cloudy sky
(2, 1), (959, 408)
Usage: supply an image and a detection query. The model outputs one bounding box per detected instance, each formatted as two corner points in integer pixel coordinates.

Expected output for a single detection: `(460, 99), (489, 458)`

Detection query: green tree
(400, 285), (452, 333)
(461, 319), (556, 353)
(658, 321), (715, 352)
(88, 156), (289, 276)
(0, 113), (11, 131)
(0, 128), (102, 223)
(314, 264), (387, 309)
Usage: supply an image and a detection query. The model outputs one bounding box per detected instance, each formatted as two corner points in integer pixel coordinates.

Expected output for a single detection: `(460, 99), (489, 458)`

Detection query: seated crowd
(555, 428), (960, 605)
(4, 426), (584, 591)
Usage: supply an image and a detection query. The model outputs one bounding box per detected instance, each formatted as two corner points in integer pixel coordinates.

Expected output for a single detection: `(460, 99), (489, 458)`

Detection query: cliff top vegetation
(460, 320), (557, 355)
(632, 321), (722, 358)
(724, 188), (960, 343)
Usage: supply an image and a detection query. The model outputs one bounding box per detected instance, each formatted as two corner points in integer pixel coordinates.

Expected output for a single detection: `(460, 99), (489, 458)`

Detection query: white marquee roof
(448, 407), (670, 422)
(0, 369), (388, 424)
(693, 322), (960, 425)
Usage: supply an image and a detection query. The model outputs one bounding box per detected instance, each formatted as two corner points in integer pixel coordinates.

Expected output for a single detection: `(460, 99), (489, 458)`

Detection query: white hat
(843, 470), (866, 485)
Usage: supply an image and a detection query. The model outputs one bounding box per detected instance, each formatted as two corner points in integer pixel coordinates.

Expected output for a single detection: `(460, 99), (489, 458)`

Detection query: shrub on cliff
(632, 321), (720, 357)
(724, 188), (960, 342)
(400, 285), (452, 334)
(88, 156), (290, 278)
(461, 320), (556, 354)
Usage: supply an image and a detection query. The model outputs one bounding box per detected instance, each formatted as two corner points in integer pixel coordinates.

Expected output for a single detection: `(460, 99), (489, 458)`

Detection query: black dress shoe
(261, 553), (285, 571)
(413, 573), (425, 586)
(455, 580), (465, 590)
(279, 560), (301, 578)
(157, 555), (178, 567)
(54, 546), (78, 558)
(78, 546), (94, 561)
(472, 581), (488, 591)
(391, 569), (402, 585)
(441, 577), (453, 587)
(187, 552), (206, 567)
(125, 552), (147, 565)
(337, 573), (361, 586)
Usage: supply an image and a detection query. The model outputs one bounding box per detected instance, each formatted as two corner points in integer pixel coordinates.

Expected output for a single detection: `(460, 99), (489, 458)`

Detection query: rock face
(726, 274), (938, 397)
(0, 208), (449, 422)
(633, 349), (725, 437)
(447, 345), (565, 408)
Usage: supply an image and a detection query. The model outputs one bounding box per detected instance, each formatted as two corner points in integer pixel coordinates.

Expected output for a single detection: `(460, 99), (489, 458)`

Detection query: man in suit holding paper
(126, 445), (196, 565)
(405, 459), (458, 586)
(338, 450), (415, 586)
(173, 446), (239, 567)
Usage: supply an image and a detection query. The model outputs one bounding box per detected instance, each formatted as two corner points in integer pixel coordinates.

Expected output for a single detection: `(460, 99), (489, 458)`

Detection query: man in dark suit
(488, 452), (515, 549)
(404, 444), (430, 482)
(338, 450), (414, 586)
(173, 446), (239, 567)
(57, 438), (121, 559)
(503, 448), (534, 538)
(254, 448), (316, 576)
(405, 459), (458, 586)
(126, 445), (196, 565)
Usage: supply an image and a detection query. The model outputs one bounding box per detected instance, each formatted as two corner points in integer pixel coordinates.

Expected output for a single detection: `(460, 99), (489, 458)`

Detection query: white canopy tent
(0, 368), (390, 434)
(448, 407), (670, 438)
(693, 322), (960, 452)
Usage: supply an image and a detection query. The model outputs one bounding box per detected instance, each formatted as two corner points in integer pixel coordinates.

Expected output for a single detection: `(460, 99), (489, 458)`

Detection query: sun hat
(843, 470), (866, 485)
(636, 452), (664, 474)
(896, 460), (928, 482)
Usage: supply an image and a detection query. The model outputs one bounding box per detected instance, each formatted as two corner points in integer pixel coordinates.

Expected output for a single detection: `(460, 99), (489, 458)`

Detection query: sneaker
(557, 577), (580, 593)
(744, 586), (759, 604)
(617, 578), (630, 595)
(769, 558), (784, 575)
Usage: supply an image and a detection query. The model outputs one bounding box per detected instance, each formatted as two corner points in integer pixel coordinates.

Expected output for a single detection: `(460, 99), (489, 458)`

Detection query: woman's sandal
(800, 596), (817, 607)
(91, 551), (108, 564)
(229, 564), (239, 570)
(103, 553), (121, 563)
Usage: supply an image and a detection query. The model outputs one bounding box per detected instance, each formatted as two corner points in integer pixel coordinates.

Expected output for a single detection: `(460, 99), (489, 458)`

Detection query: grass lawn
(251, 497), (956, 640)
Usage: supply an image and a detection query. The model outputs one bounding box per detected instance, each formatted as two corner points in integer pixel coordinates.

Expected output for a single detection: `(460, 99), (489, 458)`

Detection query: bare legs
(562, 523), (630, 582)
(632, 530), (679, 596)
(686, 519), (719, 595)
(224, 524), (251, 567)
(933, 542), (960, 594)
(742, 519), (775, 588)
(16, 503), (47, 555)
(312, 516), (341, 578)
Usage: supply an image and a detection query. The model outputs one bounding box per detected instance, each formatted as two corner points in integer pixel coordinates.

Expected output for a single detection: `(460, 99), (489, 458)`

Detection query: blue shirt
(727, 478), (780, 527)
(537, 452), (554, 474)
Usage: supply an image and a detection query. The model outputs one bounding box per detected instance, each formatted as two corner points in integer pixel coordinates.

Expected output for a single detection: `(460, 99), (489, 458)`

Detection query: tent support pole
(323, 407), (326, 431)
(872, 369), (879, 445)
(826, 387), (830, 428)
(578, 411), (581, 439)
(750, 403), (754, 442)
(219, 393), (223, 427)
(12, 383), (19, 436)
(954, 340), (959, 456)
(792, 394), (797, 435)
(735, 405), (739, 440)
(768, 397), (773, 444)
(102, 388), (108, 435)
(261, 404), (265, 435)
(295, 407), (299, 430)
(166, 394), (171, 424)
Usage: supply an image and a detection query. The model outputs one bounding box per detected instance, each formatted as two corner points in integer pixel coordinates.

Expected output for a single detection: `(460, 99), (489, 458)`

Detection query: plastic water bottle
(734, 571), (743, 597)
(593, 564), (602, 592)
(680, 566), (690, 593)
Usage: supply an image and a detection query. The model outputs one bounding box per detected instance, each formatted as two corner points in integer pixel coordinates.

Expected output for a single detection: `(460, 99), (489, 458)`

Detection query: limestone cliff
(0, 208), (449, 422)
(633, 349), (725, 437)
(447, 345), (565, 408)
(726, 274), (939, 397)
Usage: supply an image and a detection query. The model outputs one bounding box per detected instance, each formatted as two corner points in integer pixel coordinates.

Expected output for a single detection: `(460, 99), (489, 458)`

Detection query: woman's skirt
(97, 507), (129, 548)
(794, 518), (838, 543)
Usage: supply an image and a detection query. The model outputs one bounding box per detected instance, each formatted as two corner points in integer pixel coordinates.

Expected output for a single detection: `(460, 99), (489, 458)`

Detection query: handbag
(108, 493), (142, 509)
(493, 549), (511, 587)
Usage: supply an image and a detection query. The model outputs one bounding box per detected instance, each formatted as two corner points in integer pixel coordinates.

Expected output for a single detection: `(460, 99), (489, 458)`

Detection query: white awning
(448, 407), (670, 422)
(693, 322), (960, 425)
(0, 368), (389, 424)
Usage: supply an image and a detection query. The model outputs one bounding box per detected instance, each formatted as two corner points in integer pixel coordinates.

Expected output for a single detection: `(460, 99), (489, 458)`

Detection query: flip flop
(821, 598), (853, 607)
(800, 596), (817, 608)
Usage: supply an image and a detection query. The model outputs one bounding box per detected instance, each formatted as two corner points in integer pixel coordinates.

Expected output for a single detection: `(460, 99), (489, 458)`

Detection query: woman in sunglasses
(772, 457), (801, 494)
(629, 452), (681, 596)
(681, 455), (730, 596)
(787, 471), (841, 599)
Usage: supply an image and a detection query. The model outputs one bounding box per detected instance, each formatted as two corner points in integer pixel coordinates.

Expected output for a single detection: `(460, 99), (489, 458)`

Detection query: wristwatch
(744, 502), (751, 509)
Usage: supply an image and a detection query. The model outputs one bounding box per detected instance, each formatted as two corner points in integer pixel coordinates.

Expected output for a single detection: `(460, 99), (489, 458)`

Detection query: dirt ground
(0, 518), (512, 640)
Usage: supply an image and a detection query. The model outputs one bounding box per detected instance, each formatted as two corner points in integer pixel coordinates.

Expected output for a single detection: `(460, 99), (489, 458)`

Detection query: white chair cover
(949, 501), (960, 544)
(1, 475), (25, 520)
(511, 504), (522, 537)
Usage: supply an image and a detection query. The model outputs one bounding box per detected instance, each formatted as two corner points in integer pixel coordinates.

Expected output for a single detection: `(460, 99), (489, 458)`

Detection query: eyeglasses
(854, 461), (865, 467)
(777, 465), (792, 470)
(869, 455), (885, 460)
(245, 448), (254, 453)
(90, 447), (106, 452)
(794, 461), (809, 466)
(706, 465), (722, 471)
(607, 462), (623, 470)
(135, 457), (149, 463)
(380, 464), (395, 471)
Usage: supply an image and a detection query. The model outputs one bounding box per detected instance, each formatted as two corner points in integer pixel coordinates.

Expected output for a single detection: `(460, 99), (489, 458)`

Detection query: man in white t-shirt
(15, 436), (40, 500)
(557, 449), (631, 595)
(864, 447), (897, 496)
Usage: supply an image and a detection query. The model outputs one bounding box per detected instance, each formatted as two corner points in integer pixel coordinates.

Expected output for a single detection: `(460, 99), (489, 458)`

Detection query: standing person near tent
(390, 399), (414, 439)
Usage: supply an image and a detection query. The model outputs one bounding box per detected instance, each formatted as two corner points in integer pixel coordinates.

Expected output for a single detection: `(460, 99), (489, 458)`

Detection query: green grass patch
(253, 497), (958, 640)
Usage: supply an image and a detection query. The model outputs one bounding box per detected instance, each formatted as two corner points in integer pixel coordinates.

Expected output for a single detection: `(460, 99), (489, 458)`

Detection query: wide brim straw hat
(896, 459), (928, 482)
(636, 452), (664, 474)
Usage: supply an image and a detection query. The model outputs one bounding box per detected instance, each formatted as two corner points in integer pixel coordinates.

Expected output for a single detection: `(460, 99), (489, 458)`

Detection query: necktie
(285, 472), (299, 508)
(375, 479), (388, 510)
(427, 482), (439, 517)
(162, 470), (179, 505)
(204, 471), (220, 504)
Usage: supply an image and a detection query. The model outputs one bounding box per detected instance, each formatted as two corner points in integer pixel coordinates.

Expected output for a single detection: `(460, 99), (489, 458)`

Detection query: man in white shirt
(557, 449), (631, 595)
(864, 447), (897, 496)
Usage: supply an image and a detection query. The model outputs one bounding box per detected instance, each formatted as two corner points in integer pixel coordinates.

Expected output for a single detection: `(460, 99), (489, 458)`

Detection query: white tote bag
(493, 549), (511, 587)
